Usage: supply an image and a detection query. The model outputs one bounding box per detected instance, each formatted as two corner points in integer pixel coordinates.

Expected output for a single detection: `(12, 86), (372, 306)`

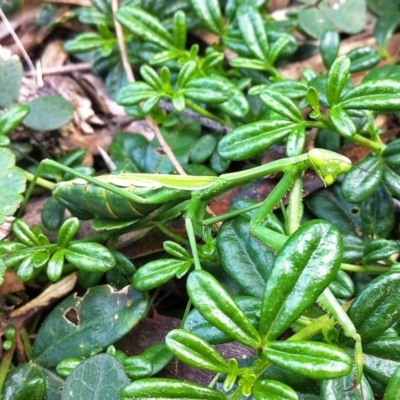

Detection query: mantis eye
(308, 148), (352, 186)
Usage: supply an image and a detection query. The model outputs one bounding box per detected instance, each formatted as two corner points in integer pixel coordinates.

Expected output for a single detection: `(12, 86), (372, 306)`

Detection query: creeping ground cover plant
(2, 0), (400, 399)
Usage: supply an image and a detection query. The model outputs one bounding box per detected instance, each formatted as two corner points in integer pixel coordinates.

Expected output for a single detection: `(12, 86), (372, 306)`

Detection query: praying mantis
(16, 147), (367, 394)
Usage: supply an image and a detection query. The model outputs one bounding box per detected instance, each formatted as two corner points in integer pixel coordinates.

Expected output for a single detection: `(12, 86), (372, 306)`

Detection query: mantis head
(308, 148), (352, 186)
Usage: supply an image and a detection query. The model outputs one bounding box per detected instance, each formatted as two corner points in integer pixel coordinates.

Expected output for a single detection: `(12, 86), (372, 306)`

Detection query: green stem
(184, 99), (233, 127)
(286, 175), (303, 235)
(341, 263), (389, 274)
(24, 171), (56, 190)
(351, 133), (386, 154)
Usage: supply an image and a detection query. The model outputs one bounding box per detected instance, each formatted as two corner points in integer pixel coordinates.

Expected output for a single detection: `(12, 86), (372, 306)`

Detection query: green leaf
(361, 183), (394, 238)
(117, 81), (157, 106)
(0, 104), (30, 138)
(190, 134), (217, 164)
(117, 5), (176, 50)
(382, 166), (400, 198)
(1, 363), (47, 400)
(0, 48), (23, 108)
(65, 242), (115, 273)
(339, 80), (400, 111)
(0, 148), (26, 224)
(298, 8), (335, 39)
(61, 354), (129, 400)
(326, 56), (351, 106)
(320, 30), (340, 69)
(33, 285), (148, 367)
(41, 196), (66, 231)
(57, 217), (79, 247)
(177, 61), (197, 89)
(347, 46), (381, 73)
(121, 378), (227, 399)
(166, 329), (229, 373)
(237, 3), (269, 61)
(140, 65), (163, 90)
(363, 239), (400, 264)
(321, 374), (374, 400)
(342, 154), (383, 203)
(23, 95), (74, 131)
(263, 341), (353, 380)
(183, 77), (230, 104)
(329, 106), (356, 138)
(183, 296), (261, 344)
(260, 220), (343, 342)
(132, 258), (192, 291)
(173, 10), (187, 50)
(187, 270), (261, 348)
(374, 8), (400, 51)
(329, 270), (354, 300)
(189, 0), (223, 35)
(47, 249), (65, 282)
(216, 216), (275, 297)
(347, 272), (400, 343)
(64, 32), (116, 54)
(384, 365), (400, 400)
(12, 219), (40, 246)
(218, 120), (294, 160)
(253, 379), (298, 400)
(229, 57), (268, 70)
(260, 90), (303, 123)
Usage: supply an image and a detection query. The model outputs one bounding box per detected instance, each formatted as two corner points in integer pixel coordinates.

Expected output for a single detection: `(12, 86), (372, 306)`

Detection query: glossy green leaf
(121, 378), (227, 399)
(348, 46), (381, 73)
(41, 196), (66, 231)
(64, 32), (115, 53)
(216, 216), (275, 297)
(382, 139), (400, 168)
(347, 272), (400, 343)
(329, 106), (356, 138)
(260, 90), (303, 123)
(23, 95), (74, 131)
(190, 134), (217, 164)
(187, 270), (261, 348)
(0, 49), (23, 108)
(117, 5), (176, 50)
(321, 374), (374, 400)
(212, 75), (250, 120)
(361, 183), (394, 238)
(61, 354), (129, 400)
(140, 65), (163, 90)
(363, 239), (400, 264)
(0, 104), (30, 137)
(47, 249), (65, 281)
(33, 285), (148, 367)
(12, 219), (40, 246)
(183, 77), (230, 104)
(286, 124), (306, 157)
(183, 296), (261, 344)
(137, 343), (173, 377)
(123, 356), (153, 379)
(260, 220), (342, 342)
(132, 258), (192, 291)
(117, 82), (156, 106)
(237, 3), (268, 61)
(173, 10), (187, 50)
(382, 166), (400, 198)
(329, 270), (354, 300)
(326, 56), (351, 106)
(229, 57), (267, 70)
(166, 329), (229, 373)
(57, 217), (79, 248)
(268, 34), (291, 65)
(339, 80), (400, 111)
(163, 241), (191, 261)
(253, 379), (298, 400)
(177, 61), (197, 89)
(320, 30), (340, 69)
(172, 91), (186, 113)
(384, 365), (400, 400)
(218, 120), (294, 160)
(65, 242), (115, 273)
(363, 352), (400, 385)
(342, 154), (383, 203)
(189, 0), (223, 34)
(263, 341), (353, 380)
(56, 357), (83, 378)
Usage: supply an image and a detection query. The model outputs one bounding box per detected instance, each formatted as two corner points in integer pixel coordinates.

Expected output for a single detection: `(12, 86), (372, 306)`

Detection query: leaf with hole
(32, 285), (148, 367)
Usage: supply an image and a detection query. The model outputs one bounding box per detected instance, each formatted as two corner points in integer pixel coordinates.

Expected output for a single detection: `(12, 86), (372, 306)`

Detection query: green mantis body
(48, 148), (351, 225)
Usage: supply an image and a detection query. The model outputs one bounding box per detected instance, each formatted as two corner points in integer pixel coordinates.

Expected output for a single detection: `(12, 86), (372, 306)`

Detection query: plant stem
(185, 99), (233, 127)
